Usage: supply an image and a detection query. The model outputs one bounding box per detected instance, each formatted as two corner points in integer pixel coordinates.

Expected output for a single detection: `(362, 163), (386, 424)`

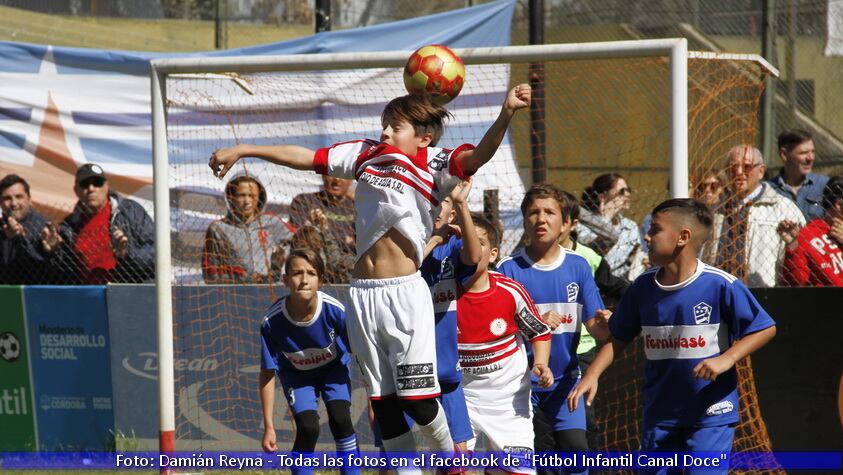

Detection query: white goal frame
(149, 39), (777, 451)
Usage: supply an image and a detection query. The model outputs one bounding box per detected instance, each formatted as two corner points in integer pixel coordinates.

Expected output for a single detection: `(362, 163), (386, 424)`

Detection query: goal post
(149, 39), (780, 466)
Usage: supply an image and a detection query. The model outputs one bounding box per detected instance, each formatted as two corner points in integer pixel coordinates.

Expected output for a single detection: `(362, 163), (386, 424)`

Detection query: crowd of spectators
(1, 128), (840, 288)
(1, 164), (155, 285)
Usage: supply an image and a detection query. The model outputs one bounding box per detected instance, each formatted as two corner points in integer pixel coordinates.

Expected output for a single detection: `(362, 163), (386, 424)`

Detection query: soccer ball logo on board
(0, 332), (21, 362)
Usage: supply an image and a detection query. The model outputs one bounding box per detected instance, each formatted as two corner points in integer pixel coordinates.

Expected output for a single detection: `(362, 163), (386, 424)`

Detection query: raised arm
(451, 179), (482, 266)
(210, 144), (316, 179)
(456, 84), (531, 176)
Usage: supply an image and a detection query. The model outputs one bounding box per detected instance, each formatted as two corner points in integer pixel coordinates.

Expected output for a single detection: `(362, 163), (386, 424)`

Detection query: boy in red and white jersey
(210, 86), (531, 461)
(457, 214), (553, 474)
(782, 175), (843, 286)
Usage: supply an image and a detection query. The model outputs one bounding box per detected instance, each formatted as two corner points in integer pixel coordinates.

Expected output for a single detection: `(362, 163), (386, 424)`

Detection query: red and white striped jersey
(457, 272), (551, 408)
(313, 140), (473, 266)
(457, 272), (551, 370)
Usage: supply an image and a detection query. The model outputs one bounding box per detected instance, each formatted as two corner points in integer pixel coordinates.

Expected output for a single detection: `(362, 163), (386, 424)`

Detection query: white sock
(417, 402), (454, 452)
(382, 429), (416, 452)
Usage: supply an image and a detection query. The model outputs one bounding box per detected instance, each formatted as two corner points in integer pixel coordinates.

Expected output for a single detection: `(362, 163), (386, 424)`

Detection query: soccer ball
(0, 332), (21, 362)
(403, 44), (465, 105)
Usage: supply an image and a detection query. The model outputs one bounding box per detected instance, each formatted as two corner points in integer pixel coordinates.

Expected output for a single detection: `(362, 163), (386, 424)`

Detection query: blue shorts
(372, 381), (473, 446)
(531, 378), (586, 432)
(279, 363), (352, 415)
(640, 424), (735, 475)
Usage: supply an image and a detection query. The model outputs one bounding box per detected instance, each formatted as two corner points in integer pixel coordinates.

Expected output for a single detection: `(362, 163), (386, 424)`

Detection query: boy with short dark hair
(568, 198), (777, 475)
(457, 213), (553, 474)
(497, 184), (610, 475)
(211, 86), (531, 458)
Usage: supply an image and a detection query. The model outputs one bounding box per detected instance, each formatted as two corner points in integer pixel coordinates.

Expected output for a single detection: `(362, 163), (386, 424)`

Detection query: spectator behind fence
(702, 145), (805, 287)
(203, 174), (294, 284)
(0, 174), (54, 284)
(289, 176), (355, 260)
(41, 163), (155, 284)
(768, 129), (829, 222)
(693, 168), (726, 209)
(781, 175), (843, 286)
(578, 173), (640, 280)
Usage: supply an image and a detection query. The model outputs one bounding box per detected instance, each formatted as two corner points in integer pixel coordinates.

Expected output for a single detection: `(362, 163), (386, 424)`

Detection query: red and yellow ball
(403, 44), (466, 105)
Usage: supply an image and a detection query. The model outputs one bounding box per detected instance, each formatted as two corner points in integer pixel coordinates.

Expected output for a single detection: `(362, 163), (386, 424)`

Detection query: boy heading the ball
(210, 85), (531, 461)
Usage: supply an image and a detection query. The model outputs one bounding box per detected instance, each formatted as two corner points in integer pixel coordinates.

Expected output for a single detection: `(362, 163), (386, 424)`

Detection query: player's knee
(371, 397), (411, 440)
(325, 400), (355, 440)
(293, 410), (321, 451)
(553, 429), (588, 452)
(400, 397), (439, 426)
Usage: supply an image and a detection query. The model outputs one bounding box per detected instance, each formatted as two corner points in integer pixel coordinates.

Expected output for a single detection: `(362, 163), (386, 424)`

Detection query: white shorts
(465, 404), (535, 475)
(346, 272), (440, 399)
(463, 346), (535, 475)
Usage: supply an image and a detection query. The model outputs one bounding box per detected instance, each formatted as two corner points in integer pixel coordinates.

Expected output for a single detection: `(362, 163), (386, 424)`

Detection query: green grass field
(0, 5), (312, 51)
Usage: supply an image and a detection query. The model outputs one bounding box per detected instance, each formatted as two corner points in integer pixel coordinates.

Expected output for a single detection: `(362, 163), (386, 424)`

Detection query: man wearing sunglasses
(42, 163), (155, 284)
(702, 145), (805, 287)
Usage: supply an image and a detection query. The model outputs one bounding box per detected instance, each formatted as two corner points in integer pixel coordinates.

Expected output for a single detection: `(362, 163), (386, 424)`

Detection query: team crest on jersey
(693, 302), (713, 324)
(489, 318), (508, 336)
(428, 151), (448, 171)
(566, 282), (580, 302)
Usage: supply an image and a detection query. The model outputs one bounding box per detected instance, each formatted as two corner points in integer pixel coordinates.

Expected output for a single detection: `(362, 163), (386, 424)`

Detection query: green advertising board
(0, 286), (37, 450)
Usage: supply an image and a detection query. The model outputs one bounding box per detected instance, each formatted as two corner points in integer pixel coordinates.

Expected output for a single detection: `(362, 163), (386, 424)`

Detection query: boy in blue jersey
(497, 184), (611, 473)
(259, 249), (359, 475)
(568, 198), (777, 475)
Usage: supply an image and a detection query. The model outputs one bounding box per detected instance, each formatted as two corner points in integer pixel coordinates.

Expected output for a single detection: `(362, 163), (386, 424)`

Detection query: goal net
(151, 41), (781, 472)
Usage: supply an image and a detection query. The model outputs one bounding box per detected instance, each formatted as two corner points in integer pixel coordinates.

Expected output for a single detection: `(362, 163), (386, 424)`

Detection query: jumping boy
(568, 199), (777, 475)
(259, 249), (358, 475)
(457, 214), (553, 474)
(211, 85), (531, 457)
(497, 184), (610, 475)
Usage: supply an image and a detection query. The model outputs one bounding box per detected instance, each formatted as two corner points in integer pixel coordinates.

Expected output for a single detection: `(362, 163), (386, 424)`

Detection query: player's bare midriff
(353, 227), (418, 279)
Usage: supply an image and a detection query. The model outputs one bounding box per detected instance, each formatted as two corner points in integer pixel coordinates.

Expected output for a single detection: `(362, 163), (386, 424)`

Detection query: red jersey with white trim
(782, 218), (843, 286)
(313, 140), (473, 266)
(457, 272), (551, 407)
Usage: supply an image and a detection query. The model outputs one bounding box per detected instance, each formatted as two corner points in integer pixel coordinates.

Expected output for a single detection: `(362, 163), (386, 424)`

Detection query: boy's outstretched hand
(209, 145), (243, 179)
(449, 177), (473, 204)
(532, 363), (553, 388)
(505, 84), (531, 113)
(567, 374), (598, 413)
